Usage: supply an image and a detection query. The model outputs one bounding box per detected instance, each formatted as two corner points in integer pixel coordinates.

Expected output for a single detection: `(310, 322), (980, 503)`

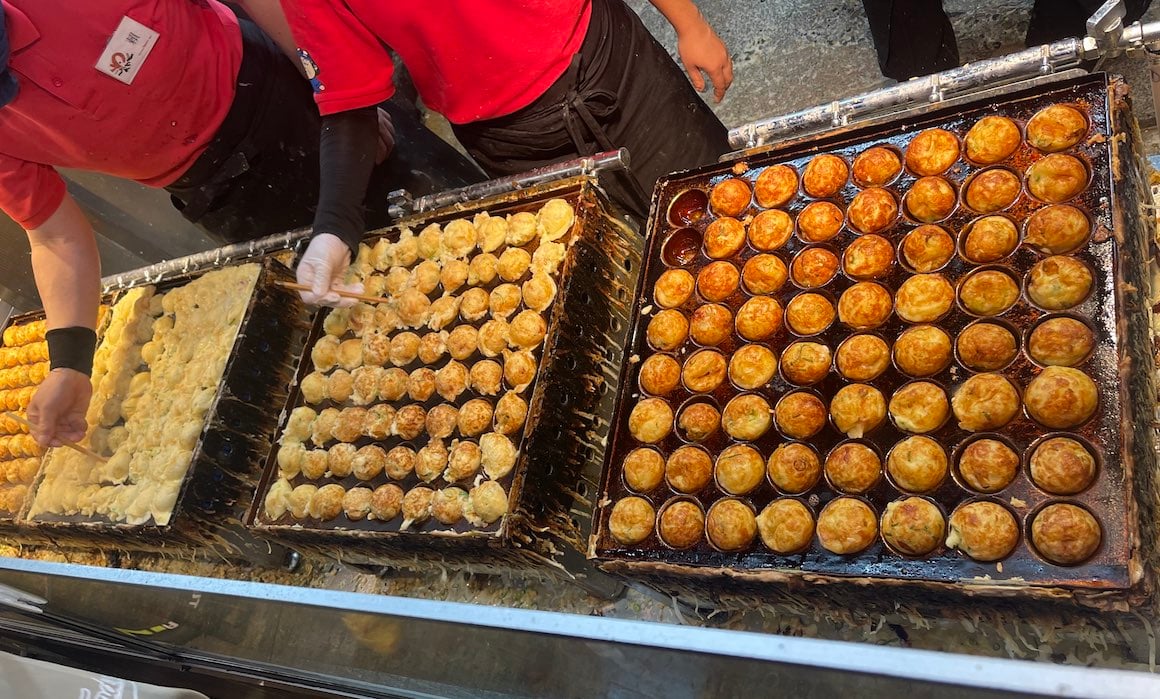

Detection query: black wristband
(46, 327), (97, 376)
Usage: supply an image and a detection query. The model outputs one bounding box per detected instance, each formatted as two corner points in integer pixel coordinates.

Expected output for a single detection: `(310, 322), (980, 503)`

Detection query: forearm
(26, 194), (101, 332)
(236, 1), (302, 70)
(646, 0), (710, 34)
(314, 107), (379, 253)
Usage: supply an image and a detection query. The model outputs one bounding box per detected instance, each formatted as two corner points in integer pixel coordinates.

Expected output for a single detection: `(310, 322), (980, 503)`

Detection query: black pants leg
(861, 0), (960, 81)
(1025, 0), (1153, 46)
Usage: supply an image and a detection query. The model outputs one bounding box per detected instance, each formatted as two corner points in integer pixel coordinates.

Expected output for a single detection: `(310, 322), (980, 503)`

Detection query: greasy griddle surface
(595, 73), (1133, 590)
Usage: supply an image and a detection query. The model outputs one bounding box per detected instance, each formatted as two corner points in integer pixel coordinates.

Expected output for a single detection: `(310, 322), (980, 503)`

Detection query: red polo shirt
(280, 0), (591, 124)
(0, 0), (241, 230)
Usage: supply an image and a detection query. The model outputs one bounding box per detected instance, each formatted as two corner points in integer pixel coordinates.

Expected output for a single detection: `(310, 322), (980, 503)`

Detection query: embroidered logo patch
(297, 49), (325, 93)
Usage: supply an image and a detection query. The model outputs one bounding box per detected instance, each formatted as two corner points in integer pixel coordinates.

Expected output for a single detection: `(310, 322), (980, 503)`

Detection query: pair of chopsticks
(4, 411), (107, 463)
(277, 281), (391, 306)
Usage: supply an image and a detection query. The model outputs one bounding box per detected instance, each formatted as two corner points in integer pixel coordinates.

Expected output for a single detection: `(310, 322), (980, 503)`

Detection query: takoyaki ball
(690, 304), (734, 346)
(417, 332), (447, 365)
(415, 440), (449, 482)
(629, 398), (674, 444)
(370, 483), (404, 521)
(476, 214), (507, 253)
(748, 210), (794, 251)
(678, 401), (720, 442)
(959, 269), (1020, 316)
(326, 370), (354, 403)
(639, 354), (681, 396)
(471, 359), (505, 396)
(277, 443), (306, 479)
(847, 187), (898, 234)
(659, 499), (705, 549)
(623, 447), (665, 493)
(906, 128), (959, 176)
(312, 335), (340, 372)
(802, 154), (849, 198)
(666, 445), (713, 494)
(435, 360), (469, 402)
(480, 432), (518, 480)
(343, 487), (375, 521)
(817, 497), (878, 554)
(962, 215), (1018, 263)
(842, 234), (894, 279)
(798, 201), (844, 243)
(706, 498), (758, 551)
(497, 247), (532, 282)
(754, 164), (799, 208)
(378, 367), (409, 401)
(459, 287), (491, 322)
(458, 399), (494, 437)
(323, 307), (351, 338)
(1025, 204), (1090, 254)
(893, 325), (952, 378)
(785, 293), (835, 336)
(905, 176), (957, 223)
(776, 391), (827, 439)
(947, 501), (1018, 561)
(327, 443), (358, 478)
(647, 309), (689, 351)
(952, 373), (1020, 431)
(887, 436), (948, 493)
(836, 334), (890, 382)
(608, 496), (656, 545)
(478, 320), (510, 357)
(508, 310), (547, 349)
(958, 438), (1019, 493)
(310, 407), (338, 446)
(735, 296), (784, 341)
(1027, 256), (1092, 310)
(384, 445), (417, 481)
(1029, 317), (1094, 367)
(385, 267), (411, 296)
(780, 341), (831, 385)
(334, 407), (368, 443)
(697, 261), (740, 302)
(654, 269), (696, 309)
(1024, 366), (1097, 429)
(965, 169), (1021, 213)
(881, 497), (945, 556)
(704, 217), (747, 259)
(470, 480), (509, 525)
(741, 254), (789, 295)
(1031, 503), (1101, 565)
(1030, 436), (1095, 495)
(300, 450), (329, 480)
(837, 282), (893, 329)
(504, 350), (537, 391)
(791, 247), (839, 289)
(964, 115), (1022, 164)
(446, 440), (483, 482)
(299, 372), (328, 405)
(427, 296), (461, 331)
(397, 289), (433, 328)
(901, 225), (955, 272)
(1027, 154), (1087, 203)
(467, 253), (500, 288)
(853, 146), (903, 187)
(506, 212), (538, 246)
(716, 444), (765, 496)
(407, 368), (437, 402)
(352, 444), (388, 482)
(728, 344), (777, 390)
(441, 259), (470, 294)
(710, 177), (752, 217)
(767, 442), (822, 494)
(394, 404), (428, 441)
(431, 487), (468, 525)
(682, 349), (727, 393)
(1026, 104), (1087, 153)
(721, 393), (773, 441)
(826, 441), (882, 495)
(442, 219), (478, 258)
(489, 283), (523, 319)
(401, 486), (434, 525)
(957, 322), (1018, 371)
(389, 332), (420, 367)
(895, 274), (954, 323)
(351, 366), (382, 406)
(757, 499), (816, 554)
(831, 384), (886, 438)
(308, 484), (346, 521)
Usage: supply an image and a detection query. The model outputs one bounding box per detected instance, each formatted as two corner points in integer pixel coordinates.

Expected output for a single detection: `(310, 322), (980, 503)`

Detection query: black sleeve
(313, 106), (380, 254)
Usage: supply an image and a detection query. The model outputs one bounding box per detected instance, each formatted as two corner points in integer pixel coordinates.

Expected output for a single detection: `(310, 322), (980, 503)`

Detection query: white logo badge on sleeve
(95, 16), (160, 85)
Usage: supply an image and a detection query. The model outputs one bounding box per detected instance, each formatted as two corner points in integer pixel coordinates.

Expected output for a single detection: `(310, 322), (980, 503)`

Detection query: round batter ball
(666, 445), (713, 493)
(469, 480), (508, 525)
(628, 398), (674, 443)
(710, 178), (752, 217)
(370, 483), (403, 521)
(503, 350), (537, 390)
(895, 274), (954, 323)
(1025, 204), (1090, 255)
(791, 247), (840, 289)
(757, 499), (816, 554)
(754, 164), (799, 208)
(893, 324), (952, 377)
(647, 309), (689, 351)
(1026, 104), (1087, 153)
(658, 499), (705, 549)
(959, 269), (1020, 316)
(842, 234), (894, 279)
(905, 176), (957, 223)
(748, 210), (794, 251)
(881, 497), (946, 556)
(776, 391), (828, 439)
(831, 384), (886, 438)
(901, 225), (955, 272)
(721, 393), (773, 441)
(965, 168), (1021, 213)
(508, 310), (547, 349)
(957, 438), (1019, 493)
(802, 154), (849, 198)
(742, 254), (789, 295)
(378, 368), (408, 401)
(425, 404), (459, 439)
(697, 261), (740, 302)
(432, 487), (469, 525)
(728, 344), (777, 390)
(847, 187), (898, 234)
(715, 444), (765, 495)
(704, 217), (747, 259)
(343, 487), (375, 521)
(1024, 366), (1098, 429)
(785, 293), (835, 336)
(1030, 436), (1096, 495)
(1029, 316), (1095, 367)
(780, 341), (832, 385)
(889, 380), (950, 434)
(384, 445), (416, 480)
(608, 496), (656, 545)
(962, 215), (1019, 263)
(706, 498), (758, 551)
(654, 269), (695, 309)
(690, 304), (734, 346)
(836, 334), (890, 381)
(472, 360), (505, 396)
(1026, 255), (1092, 310)
(947, 501), (1019, 561)
(952, 373), (1020, 431)
(767, 442), (823, 494)
(817, 497), (878, 554)
(682, 349), (728, 393)
(460, 287), (491, 321)
(964, 115), (1022, 164)
(825, 442), (882, 494)
(326, 370), (354, 403)
(798, 201), (844, 243)
(735, 296), (783, 341)
(887, 435), (948, 493)
(458, 399), (494, 437)
(1027, 154), (1087, 203)
(1031, 503), (1101, 565)
(853, 146), (903, 187)
(478, 319), (511, 357)
(623, 447), (665, 493)
(838, 281), (893, 329)
(906, 128), (959, 176)
(677, 401), (720, 442)
(957, 321), (1018, 371)
(309, 484), (346, 521)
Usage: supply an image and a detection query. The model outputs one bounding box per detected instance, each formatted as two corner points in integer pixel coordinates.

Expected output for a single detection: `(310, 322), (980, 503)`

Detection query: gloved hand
(295, 233), (364, 308)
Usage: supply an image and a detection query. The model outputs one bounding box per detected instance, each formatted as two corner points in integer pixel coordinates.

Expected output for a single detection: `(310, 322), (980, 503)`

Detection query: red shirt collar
(2, 2), (41, 53)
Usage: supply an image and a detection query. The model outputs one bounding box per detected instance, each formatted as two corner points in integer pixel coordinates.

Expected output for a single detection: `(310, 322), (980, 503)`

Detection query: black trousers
(167, 20), (485, 244)
(451, 0), (730, 219)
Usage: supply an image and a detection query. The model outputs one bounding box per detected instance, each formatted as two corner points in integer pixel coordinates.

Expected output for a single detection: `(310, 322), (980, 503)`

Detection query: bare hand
(27, 368), (91, 447)
(677, 21), (733, 103)
(376, 108), (396, 164)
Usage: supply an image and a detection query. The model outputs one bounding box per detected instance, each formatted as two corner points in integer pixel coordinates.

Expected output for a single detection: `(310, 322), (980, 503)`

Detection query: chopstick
(277, 281), (392, 306)
(3, 411), (108, 463)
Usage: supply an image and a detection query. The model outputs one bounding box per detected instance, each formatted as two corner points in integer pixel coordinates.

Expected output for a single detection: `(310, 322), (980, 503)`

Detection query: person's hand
(376, 108), (396, 164)
(296, 233), (364, 307)
(27, 368), (91, 448)
(677, 19), (733, 103)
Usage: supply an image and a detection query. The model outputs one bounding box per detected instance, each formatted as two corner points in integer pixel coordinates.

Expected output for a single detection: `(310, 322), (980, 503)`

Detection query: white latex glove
(296, 233), (364, 308)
